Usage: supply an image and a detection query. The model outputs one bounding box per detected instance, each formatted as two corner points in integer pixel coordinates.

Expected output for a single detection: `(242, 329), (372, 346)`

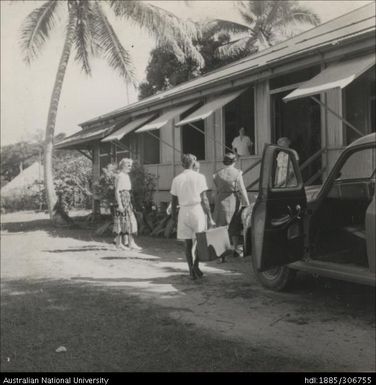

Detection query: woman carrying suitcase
(213, 153), (250, 262)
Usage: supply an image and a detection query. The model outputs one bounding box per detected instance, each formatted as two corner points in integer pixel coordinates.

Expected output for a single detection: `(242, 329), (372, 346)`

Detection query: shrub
(93, 162), (157, 212)
(0, 186), (44, 212)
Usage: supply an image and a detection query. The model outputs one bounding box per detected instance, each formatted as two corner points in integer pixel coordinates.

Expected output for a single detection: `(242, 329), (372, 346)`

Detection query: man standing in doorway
(232, 127), (253, 158)
(170, 154), (215, 280)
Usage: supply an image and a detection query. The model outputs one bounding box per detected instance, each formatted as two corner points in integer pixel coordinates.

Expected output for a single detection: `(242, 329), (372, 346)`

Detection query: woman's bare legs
(116, 234), (122, 248)
(116, 234), (128, 250)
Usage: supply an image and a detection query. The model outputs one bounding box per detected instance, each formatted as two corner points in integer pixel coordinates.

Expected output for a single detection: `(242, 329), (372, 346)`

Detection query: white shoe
(129, 243), (142, 251)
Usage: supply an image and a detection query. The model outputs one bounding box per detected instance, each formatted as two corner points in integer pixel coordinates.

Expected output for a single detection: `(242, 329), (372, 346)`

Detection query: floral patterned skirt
(113, 190), (138, 235)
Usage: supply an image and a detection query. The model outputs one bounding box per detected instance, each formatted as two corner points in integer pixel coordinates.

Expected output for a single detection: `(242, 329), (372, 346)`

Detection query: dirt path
(1, 211), (375, 372)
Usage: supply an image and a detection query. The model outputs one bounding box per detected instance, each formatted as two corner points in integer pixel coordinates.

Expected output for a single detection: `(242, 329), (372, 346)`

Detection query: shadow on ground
(1, 278), (330, 372)
(2, 213), (375, 372)
(2, 215), (375, 319)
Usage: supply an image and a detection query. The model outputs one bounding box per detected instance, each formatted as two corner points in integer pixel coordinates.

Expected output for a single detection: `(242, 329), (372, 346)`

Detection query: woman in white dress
(113, 158), (141, 251)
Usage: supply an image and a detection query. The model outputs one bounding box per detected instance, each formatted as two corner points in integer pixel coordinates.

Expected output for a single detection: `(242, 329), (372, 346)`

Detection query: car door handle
(271, 214), (291, 228)
(293, 204), (302, 219)
(271, 205), (303, 228)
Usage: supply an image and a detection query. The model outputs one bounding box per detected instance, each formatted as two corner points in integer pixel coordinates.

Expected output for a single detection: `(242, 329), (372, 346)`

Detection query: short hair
(223, 152), (236, 166)
(119, 158), (133, 168)
(277, 137), (291, 147)
(181, 154), (197, 169)
(193, 160), (200, 171)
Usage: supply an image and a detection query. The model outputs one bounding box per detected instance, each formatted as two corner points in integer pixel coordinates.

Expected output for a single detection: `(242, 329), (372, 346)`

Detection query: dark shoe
(189, 267), (197, 280)
(194, 266), (204, 278)
(217, 256), (226, 264)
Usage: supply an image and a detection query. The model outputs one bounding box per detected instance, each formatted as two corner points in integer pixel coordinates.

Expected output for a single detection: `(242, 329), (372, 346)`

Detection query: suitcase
(196, 226), (232, 261)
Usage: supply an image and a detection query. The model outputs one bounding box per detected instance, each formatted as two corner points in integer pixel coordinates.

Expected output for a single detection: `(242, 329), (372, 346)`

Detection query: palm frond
(72, 0), (95, 75)
(202, 18), (251, 36)
(20, 0), (61, 64)
(289, 9), (321, 26)
(109, 0), (204, 67)
(239, 9), (255, 28)
(91, 1), (136, 85)
(217, 36), (251, 58)
(264, 1), (282, 29)
(246, 1), (268, 18)
(277, 2), (321, 27)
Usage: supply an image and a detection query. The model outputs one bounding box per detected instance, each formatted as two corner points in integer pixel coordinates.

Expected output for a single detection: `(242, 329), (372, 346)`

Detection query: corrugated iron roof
(80, 3), (375, 127)
(54, 124), (115, 149)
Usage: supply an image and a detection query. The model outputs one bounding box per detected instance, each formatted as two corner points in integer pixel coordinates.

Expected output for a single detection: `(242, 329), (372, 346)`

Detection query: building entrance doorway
(272, 92), (322, 183)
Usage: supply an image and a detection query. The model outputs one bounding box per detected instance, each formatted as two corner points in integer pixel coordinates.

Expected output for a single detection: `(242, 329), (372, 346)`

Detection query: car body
(245, 133), (376, 290)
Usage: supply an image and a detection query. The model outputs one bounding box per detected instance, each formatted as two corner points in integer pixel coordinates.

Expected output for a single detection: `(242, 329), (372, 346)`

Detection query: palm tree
(20, 0), (202, 219)
(203, 0), (320, 57)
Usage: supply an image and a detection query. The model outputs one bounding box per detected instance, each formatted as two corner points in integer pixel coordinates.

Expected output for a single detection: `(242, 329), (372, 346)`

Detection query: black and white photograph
(1, 0), (375, 379)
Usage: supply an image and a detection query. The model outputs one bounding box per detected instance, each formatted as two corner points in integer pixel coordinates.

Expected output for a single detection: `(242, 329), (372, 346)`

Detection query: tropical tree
(204, 0), (320, 57)
(139, 31), (249, 100)
(20, 0), (202, 219)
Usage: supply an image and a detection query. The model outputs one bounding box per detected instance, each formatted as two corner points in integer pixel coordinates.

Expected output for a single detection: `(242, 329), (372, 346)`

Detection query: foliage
(19, 0), (203, 218)
(138, 31), (248, 99)
(138, 1), (320, 99)
(130, 162), (157, 211)
(204, 0), (321, 57)
(20, 0), (204, 88)
(138, 46), (200, 99)
(93, 162), (157, 212)
(1, 141), (43, 183)
(1, 138), (92, 212)
(53, 151), (93, 210)
(0, 184), (44, 212)
(93, 163), (117, 207)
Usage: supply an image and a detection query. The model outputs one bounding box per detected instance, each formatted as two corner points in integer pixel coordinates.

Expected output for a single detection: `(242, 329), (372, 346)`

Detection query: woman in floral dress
(113, 158), (141, 251)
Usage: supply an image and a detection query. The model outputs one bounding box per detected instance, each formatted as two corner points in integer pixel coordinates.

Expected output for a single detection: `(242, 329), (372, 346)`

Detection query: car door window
(273, 150), (299, 189)
(336, 148), (376, 180)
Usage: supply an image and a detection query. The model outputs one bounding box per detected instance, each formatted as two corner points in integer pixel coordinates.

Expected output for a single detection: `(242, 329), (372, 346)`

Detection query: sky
(0, 0), (373, 146)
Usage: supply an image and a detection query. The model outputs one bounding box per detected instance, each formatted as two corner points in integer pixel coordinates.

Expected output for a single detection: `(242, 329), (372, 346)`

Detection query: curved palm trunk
(44, 11), (76, 219)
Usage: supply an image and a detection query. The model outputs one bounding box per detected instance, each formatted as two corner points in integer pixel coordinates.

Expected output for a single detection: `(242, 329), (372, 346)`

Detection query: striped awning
(102, 115), (154, 142)
(54, 124), (115, 149)
(175, 89), (245, 126)
(136, 102), (198, 133)
(284, 54), (376, 102)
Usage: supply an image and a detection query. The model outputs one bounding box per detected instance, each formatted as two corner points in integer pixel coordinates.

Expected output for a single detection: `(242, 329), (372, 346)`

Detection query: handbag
(196, 226), (232, 261)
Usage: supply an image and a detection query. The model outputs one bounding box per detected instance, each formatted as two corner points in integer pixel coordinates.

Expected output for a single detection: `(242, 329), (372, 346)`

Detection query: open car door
(252, 145), (307, 272)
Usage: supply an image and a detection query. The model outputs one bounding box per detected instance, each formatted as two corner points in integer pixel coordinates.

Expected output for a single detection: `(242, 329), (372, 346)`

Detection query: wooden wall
(90, 58), (374, 206)
(325, 88), (345, 173)
(254, 79), (271, 154)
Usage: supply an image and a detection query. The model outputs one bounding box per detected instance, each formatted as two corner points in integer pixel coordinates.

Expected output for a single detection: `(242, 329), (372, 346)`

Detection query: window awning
(135, 102), (198, 133)
(175, 89), (246, 127)
(101, 115), (153, 142)
(54, 124), (115, 150)
(284, 54), (375, 102)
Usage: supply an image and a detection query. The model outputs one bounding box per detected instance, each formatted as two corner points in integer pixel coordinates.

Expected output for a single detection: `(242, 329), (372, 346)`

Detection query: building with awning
(55, 3), (375, 206)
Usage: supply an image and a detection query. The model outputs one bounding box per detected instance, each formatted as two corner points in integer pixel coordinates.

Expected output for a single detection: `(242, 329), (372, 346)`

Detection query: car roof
(347, 133), (376, 149)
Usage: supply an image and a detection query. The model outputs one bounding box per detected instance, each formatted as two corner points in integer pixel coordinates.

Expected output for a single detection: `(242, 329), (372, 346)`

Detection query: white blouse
(116, 172), (132, 191)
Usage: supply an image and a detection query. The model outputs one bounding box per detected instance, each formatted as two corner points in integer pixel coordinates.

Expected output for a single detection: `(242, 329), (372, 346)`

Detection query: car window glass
(272, 150), (298, 188)
(337, 148), (376, 180)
